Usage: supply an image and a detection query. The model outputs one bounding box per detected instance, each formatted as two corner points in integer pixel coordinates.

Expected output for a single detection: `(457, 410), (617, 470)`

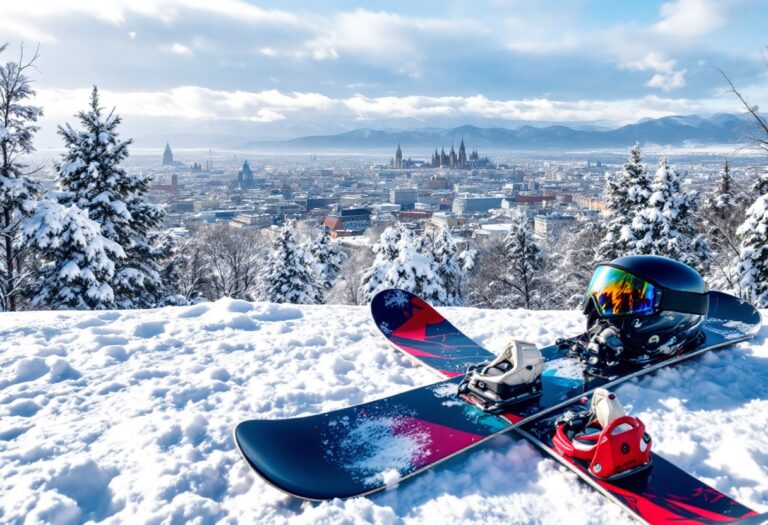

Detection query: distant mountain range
(242, 113), (760, 152)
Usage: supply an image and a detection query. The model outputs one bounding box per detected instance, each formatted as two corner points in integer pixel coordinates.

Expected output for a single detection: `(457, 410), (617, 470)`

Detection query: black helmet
(582, 255), (708, 368)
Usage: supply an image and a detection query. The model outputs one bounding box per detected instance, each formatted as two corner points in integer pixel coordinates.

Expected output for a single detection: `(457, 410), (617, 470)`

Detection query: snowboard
(233, 289), (761, 503)
(374, 289), (764, 524)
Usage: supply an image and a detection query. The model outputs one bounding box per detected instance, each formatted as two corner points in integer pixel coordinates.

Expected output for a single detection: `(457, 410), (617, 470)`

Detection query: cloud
(304, 9), (487, 74)
(654, 0), (724, 37)
(168, 43), (193, 56)
(33, 86), (739, 126)
(623, 53), (687, 92)
(2, 1), (763, 114)
(646, 70), (687, 91)
(2, 0), (298, 26)
(36, 87), (335, 122)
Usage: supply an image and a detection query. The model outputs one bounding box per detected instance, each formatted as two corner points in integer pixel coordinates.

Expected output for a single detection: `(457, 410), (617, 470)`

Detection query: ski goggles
(583, 265), (709, 318)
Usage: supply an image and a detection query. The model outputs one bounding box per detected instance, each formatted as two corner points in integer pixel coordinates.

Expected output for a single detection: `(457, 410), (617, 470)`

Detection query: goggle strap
(658, 289), (709, 316)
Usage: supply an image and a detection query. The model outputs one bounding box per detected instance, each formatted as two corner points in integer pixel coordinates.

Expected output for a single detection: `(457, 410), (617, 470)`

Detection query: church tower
(162, 143), (174, 166)
(395, 142), (403, 169)
(239, 160), (254, 189)
(458, 137), (467, 169)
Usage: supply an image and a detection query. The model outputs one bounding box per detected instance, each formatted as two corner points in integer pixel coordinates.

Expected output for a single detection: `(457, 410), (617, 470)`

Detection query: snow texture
(0, 301), (766, 524)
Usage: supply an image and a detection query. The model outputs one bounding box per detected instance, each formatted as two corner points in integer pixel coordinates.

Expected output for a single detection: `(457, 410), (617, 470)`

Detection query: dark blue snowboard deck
(234, 290), (761, 507)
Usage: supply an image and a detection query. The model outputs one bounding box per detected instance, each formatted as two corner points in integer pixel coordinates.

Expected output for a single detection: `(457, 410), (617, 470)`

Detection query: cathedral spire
(162, 142), (174, 166)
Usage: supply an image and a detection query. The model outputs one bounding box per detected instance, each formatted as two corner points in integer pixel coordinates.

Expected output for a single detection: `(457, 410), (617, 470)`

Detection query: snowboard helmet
(582, 255), (708, 364)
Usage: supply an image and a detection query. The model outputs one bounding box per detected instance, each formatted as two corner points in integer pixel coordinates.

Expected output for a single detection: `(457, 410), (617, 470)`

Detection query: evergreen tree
(257, 223), (322, 304)
(56, 86), (168, 308)
(429, 226), (469, 306)
(501, 209), (543, 309)
(598, 144), (652, 262)
(553, 221), (605, 308)
(630, 158), (711, 273)
(22, 199), (124, 309)
(0, 45), (42, 311)
(308, 226), (348, 292)
(700, 161), (747, 292)
(358, 224), (404, 303)
(737, 194), (768, 307)
(358, 224), (445, 304)
(750, 170), (768, 199)
(381, 227), (444, 303)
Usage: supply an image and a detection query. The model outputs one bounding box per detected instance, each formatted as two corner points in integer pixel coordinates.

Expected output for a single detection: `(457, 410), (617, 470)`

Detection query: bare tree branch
(717, 67), (768, 152)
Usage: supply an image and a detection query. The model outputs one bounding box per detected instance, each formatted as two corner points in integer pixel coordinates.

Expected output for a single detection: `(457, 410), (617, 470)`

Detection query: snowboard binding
(561, 323), (707, 378)
(458, 340), (544, 413)
(552, 388), (652, 480)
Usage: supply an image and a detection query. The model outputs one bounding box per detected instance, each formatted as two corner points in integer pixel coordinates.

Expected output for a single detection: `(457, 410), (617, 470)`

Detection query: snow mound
(0, 299), (766, 523)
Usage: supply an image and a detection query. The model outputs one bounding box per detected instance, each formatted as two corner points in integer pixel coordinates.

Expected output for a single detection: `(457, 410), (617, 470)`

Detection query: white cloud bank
(34, 86), (743, 126)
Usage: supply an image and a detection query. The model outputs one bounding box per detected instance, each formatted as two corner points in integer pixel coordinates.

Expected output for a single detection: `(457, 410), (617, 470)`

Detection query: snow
(0, 300), (766, 524)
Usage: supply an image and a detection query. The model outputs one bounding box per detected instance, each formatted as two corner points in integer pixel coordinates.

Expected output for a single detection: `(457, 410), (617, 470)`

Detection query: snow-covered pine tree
(750, 169), (768, 199)
(0, 45), (43, 311)
(501, 208), (543, 309)
(598, 144), (652, 262)
(22, 198), (124, 309)
(382, 227), (444, 304)
(429, 226), (469, 306)
(358, 223), (446, 304)
(257, 222), (322, 304)
(358, 224), (404, 303)
(700, 161), (747, 292)
(308, 226), (348, 292)
(630, 158), (711, 273)
(56, 86), (168, 309)
(737, 194), (768, 307)
(553, 221), (605, 308)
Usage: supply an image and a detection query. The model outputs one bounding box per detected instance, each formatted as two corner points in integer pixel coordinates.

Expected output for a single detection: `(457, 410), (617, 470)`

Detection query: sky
(2, 0), (768, 146)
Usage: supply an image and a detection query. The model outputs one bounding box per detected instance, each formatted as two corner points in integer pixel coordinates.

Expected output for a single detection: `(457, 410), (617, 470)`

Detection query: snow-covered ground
(1, 300), (766, 524)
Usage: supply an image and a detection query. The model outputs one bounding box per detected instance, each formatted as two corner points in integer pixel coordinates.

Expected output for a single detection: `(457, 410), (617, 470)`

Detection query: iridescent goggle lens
(584, 266), (657, 317)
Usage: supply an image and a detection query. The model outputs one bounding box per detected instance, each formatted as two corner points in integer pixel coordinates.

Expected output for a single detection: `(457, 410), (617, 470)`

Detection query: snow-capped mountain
(241, 113), (759, 151)
(1, 300), (766, 523)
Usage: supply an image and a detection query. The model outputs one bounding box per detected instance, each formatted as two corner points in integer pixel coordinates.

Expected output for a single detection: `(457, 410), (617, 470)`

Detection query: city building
(390, 188), (418, 210)
(395, 143), (403, 169)
(533, 214), (577, 240)
(475, 223), (514, 240)
(573, 194), (608, 212)
(238, 160), (254, 190)
(162, 143), (174, 166)
(323, 208), (372, 235)
(431, 138), (490, 169)
(230, 213), (273, 229)
(427, 212), (465, 230)
(452, 195), (503, 214)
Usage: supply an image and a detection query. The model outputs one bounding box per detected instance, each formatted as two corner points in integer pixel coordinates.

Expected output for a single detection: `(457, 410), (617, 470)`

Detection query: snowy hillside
(1, 300), (767, 524)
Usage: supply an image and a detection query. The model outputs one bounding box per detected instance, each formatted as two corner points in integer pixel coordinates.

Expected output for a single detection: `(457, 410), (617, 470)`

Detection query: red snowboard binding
(552, 388), (652, 480)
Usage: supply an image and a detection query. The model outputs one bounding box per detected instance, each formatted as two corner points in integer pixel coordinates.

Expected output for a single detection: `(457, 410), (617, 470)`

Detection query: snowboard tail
(521, 408), (757, 524)
(370, 289), (496, 376)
